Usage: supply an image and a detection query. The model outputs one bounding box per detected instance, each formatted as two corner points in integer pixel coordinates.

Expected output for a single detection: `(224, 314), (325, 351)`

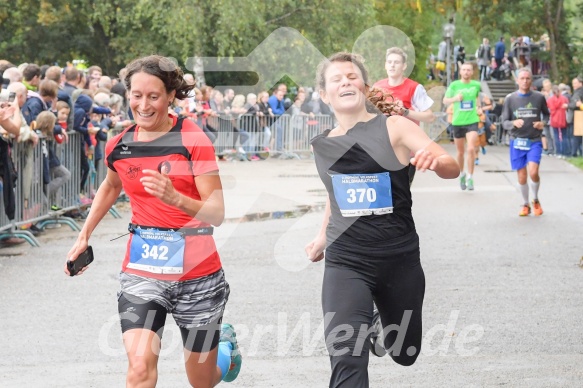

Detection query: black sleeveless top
(311, 114), (416, 254)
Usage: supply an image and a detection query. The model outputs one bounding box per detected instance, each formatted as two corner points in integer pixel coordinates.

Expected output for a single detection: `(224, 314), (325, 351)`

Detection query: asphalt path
(1, 145), (582, 387)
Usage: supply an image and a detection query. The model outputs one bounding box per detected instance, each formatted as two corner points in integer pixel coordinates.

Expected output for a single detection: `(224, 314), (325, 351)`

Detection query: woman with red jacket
(547, 85), (570, 157)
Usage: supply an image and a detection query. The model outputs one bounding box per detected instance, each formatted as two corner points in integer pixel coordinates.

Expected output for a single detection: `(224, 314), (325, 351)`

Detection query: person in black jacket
(73, 93), (99, 193)
(567, 76), (583, 157)
(21, 80), (58, 125)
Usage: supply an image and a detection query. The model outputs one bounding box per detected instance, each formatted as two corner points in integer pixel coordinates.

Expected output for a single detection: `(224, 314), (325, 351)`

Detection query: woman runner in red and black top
(65, 55), (241, 387)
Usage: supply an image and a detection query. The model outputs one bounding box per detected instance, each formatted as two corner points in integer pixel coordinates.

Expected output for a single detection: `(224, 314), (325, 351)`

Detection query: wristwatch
(402, 108), (410, 117)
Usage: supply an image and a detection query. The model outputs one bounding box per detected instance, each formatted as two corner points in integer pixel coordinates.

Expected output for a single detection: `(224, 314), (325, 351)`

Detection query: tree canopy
(0, 0), (580, 84)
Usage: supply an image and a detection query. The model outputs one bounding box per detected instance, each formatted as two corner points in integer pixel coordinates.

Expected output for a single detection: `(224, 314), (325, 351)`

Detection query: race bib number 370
(128, 228), (185, 274)
(331, 172), (393, 217)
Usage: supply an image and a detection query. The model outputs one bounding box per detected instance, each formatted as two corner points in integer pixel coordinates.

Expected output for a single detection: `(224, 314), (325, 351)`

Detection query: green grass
(567, 156), (583, 170)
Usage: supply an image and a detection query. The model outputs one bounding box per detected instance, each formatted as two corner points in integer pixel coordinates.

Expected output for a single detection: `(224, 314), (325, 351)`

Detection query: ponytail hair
(366, 87), (400, 116)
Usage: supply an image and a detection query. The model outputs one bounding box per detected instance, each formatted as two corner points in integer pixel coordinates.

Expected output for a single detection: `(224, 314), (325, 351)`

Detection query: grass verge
(567, 157), (583, 170)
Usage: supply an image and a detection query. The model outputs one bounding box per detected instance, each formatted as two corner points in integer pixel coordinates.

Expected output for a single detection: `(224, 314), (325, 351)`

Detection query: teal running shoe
(220, 323), (242, 382)
(467, 177), (474, 191)
(460, 173), (467, 190)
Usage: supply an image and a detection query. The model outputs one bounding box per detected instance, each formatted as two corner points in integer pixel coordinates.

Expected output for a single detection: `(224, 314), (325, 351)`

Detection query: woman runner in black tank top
(305, 52), (459, 388)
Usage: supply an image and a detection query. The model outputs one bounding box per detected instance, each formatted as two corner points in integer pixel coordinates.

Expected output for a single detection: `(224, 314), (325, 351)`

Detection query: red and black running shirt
(105, 115), (221, 281)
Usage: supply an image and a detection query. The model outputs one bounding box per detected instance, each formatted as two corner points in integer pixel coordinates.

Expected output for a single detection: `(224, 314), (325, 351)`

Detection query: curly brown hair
(124, 55), (194, 100)
(316, 52), (400, 116)
(366, 87), (400, 116)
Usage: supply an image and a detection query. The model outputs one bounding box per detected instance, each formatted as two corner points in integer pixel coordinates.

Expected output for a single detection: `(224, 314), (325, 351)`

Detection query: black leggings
(80, 152), (89, 193)
(322, 236), (425, 388)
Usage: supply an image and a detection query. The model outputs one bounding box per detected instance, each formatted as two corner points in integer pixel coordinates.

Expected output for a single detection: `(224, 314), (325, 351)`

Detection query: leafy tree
(1, 0), (576, 84)
(374, 0), (437, 84)
(463, 0), (572, 82)
(0, 0), (376, 85)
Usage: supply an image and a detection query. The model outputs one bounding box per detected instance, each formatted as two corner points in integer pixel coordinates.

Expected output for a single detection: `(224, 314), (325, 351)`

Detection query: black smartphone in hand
(67, 246), (94, 276)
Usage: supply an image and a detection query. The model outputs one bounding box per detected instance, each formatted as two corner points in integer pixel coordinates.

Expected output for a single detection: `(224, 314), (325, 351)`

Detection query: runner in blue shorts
(510, 139), (542, 171)
(501, 67), (550, 216)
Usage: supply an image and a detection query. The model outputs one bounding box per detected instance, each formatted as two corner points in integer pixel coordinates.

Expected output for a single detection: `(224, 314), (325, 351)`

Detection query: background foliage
(0, 0), (581, 85)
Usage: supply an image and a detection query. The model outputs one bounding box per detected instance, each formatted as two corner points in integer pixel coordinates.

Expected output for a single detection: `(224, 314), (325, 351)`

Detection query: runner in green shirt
(443, 63), (481, 190)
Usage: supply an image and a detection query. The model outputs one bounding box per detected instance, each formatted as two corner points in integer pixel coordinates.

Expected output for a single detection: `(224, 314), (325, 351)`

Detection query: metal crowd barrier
(204, 113), (455, 156)
(420, 112), (449, 142)
(5, 111), (456, 247)
(0, 130), (122, 247)
(0, 136), (46, 246)
(205, 114), (335, 160)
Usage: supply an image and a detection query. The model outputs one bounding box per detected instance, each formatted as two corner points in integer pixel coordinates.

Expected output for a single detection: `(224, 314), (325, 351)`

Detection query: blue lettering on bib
(128, 227), (185, 274)
(513, 138), (531, 151)
(331, 172), (393, 217)
(460, 100), (474, 111)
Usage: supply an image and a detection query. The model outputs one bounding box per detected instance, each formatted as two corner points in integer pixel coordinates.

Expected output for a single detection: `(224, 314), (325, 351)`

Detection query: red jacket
(547, 94), (568, 129)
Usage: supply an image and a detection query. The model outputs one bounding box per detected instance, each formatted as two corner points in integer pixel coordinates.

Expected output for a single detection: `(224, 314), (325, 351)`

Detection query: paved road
(1, 145), (582, 387)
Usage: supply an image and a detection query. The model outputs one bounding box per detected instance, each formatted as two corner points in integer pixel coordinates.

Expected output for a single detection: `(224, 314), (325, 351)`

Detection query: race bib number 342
(331, 172), (393, 217)
(128, 228), (185, 274)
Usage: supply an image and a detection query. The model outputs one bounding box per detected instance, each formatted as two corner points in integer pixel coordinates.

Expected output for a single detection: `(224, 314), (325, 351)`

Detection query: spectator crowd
(1, 48), (582, 247)
(0, 59), (336, 245)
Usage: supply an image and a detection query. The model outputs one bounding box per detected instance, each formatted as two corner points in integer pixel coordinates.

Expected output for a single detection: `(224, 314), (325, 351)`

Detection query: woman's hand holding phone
(65, 242), (94, 276)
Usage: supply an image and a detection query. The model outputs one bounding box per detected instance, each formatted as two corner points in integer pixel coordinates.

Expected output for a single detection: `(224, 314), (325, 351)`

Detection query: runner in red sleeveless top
(64, 55), (241, 387)
(372, 47), (435, 126)
(373, 47), (436, 187)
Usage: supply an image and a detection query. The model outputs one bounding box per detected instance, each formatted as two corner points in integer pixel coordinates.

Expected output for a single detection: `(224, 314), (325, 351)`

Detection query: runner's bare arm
(0, 102), (21, 136)
(407, 108), (435, 123)
(389, 116), (459, 179)
(141, 169), (225, 226)
(78, 169), (123, 242)
(305, 197), (330, 262)
(442, 93), (462, 106)
(65, 169), (123, 274)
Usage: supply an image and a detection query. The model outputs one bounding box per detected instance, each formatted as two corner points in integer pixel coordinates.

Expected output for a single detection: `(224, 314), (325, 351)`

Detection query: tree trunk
(544, 0), (562, 81)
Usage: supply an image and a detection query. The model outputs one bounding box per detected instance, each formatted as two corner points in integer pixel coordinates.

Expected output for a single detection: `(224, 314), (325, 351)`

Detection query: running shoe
(532, 199), (543, 216)
(519, 204), (531, 216)
(481, 147), (487, 155)
(460, 173), (467, 190)
(79, 196), (93, 206)
(474, 158), (480, 165)
(467, 178), (474, 191)
(220, 323), (242, 382)
(369, 308), (387, 357)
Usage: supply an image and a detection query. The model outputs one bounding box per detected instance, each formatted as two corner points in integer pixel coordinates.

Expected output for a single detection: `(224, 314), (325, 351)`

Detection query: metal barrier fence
(0, 111), (458, 247)
(420, 112), (448, 142)
(206, 114), (335, 159)
(0, 131), (121, 247)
